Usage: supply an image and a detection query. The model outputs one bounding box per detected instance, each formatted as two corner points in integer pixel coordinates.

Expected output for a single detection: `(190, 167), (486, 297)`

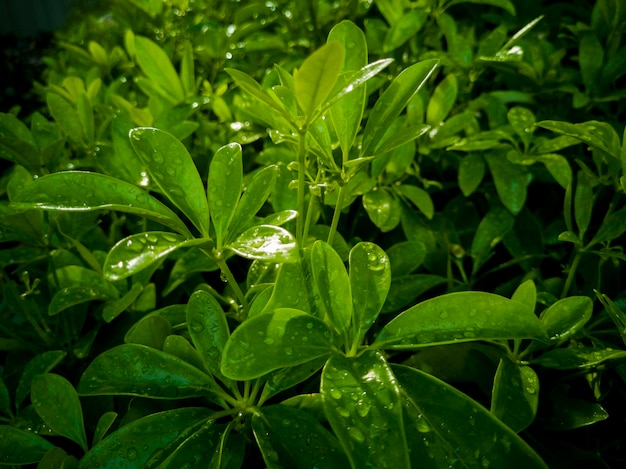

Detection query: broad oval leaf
(373, 291), (547, 349)
(540, 296), (592, 342)
(227, 225), (298, 263)
(393, 365), (548, 468)
(311, 241), (352, 342)
(531, 347), (626, 370)
(80, 407), (213, 468)
(208, 143), (242, 248)
(49, 286), (113, 316)
(31, 373), (88, 451)
(221, 308), (333, 380)
(484, 151), (530, 215)
(16, 350), (67, 409)
(321, 351), (409, 468)
(363, 189), (402, 232)
(0, 426), (54, 465)
(349, 242), (391, 343)
(470, 204), (515, 275)
(10, 171), (190, 236)
(397, 184), (434, 219)
(362, 59), (439, 157)
(252, 405), (349, 469)
(130, 127), (209, 236)
(104, 232), (208, 281)
(78, 344), (222, 401)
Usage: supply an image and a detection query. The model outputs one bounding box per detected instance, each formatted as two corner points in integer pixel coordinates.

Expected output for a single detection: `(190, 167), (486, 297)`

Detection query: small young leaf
(0, 426), (55, 465)
(397, 184), (434, 219)
(221, 308), (333, 380)
(92, 412), (117, 447)
(294, 42), (345, 123)
(130, 127), (210, 236)
(227, 225), (298, 263)
(470, 205), (515, 275)
(31, 373), (88, 451)
(311, 241), (353, 342)
(49, 286), (114, 316)
(458, 153), (486, 197)
(491, 357), (539, 432)
(511, 279), (537, 314)
(252, 405), (349, 469)
(16, 350), (67, 409)
(363, 189), (402, 232)
(579, 32), (604, 93)
(208, 143), (243, 248)
(124, 315), (172, 349)
(10, 171), (190, 236)
(507, 106), (535, 149)
(321, 351), (409, 468)
(484, 151), (530, 215)
(427, 73), (458, 126)
(135, 36), (185, 103)
(537, 153), (572, 189)
(540, 296), (592, 342)
(226, 68), (291, 119)
(47, 93), (84, 145)
(373, 291), (547, 349)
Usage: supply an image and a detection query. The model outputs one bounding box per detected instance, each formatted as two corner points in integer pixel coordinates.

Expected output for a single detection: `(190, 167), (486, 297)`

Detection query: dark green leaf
(470, 205), (515, 274)
(163, 247), (219, 296)
(227, 225), (298, 263)
(47, 93), (84, 145)
(427, 74), (458, 126)
(384, 10), (428, 52)
(124, 315), (172, 349)
(458, 153), (486, 196)
(579, 32), (604, 92)
(537, 153), (572, 189)
(540, 385), (608, 430)
(531, 347), (626, 369)
(574, 171), (593, 239)
(49, 286), (113, 316)
(78, 344), (222, 400)
(10, 171), (190, 236)
(221, 308), (333, 380)
(484, 151), (530, 215)
(540, 296), (592, 342)
(92, 412), (117, 447)
(491, 358), (539, 432)
(536, 120), (621, 159)
(590, 206), (626, 245)
(31, 373), (87, 451)
(387, 241), (426, 276)
(446, 0), (516, 15)
(129, 127), (210, 236)
(393, 365), (548, 468)
(397, 184), (434, 219)
(260, 357), (327, 402)
(321, 351), (409, 468)
(382, 274), (448, 313)
(0, 426), (54, 465)
(507, 106), (535, 148)
(0, 378), (10, 417)
(155, 420), (222, 468)
(103, 282), (145, 322)
(16, 351), (67, 409)
(252, 405), (349, 469)
(208, 143), (242, 247)
(374, 291), (547, 349)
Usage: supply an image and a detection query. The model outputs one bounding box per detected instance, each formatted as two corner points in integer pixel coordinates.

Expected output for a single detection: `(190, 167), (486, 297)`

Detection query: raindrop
(348, 427), (365, 442)
(127, 448), (138, 461)
(330, 388), (342, 399)
(190, 320), (204, 333)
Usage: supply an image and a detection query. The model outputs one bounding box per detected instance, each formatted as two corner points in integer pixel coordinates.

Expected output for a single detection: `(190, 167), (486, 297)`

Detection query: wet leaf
(208, 143), (242, 248)
(540, 296), (592, 343)
(0, 426), (54, 465)
(386, 241), (426, 276)
(427, 73), (458, 126)
(458, 153), (486, 196)
(470, 204), (515, 274)
(226, 68), (291, 118)
(311, 241), (352, 342)
(537, 153), (572, 189)
(260, 357), (327, 402)
(31, 373), (87, 451)
(536, 120), (621, 159)
(491, 357), (539, 432)
(574, 171), (593, 239)
(321, 351), (409, 468)
(382, 274), (448, 313)
(124, 315), (172, 349)
(103, 282), (145, 322)
(252, 405), (349, 469)
(92, 411), (117, 447)
(155, 420), (223, 468)
(16, 351), (67, 409)
(384, 10), (428, 52)
(227, 225), (298, 263)
(349, 242), (390, 343)
(590, 206), (626, 245)
(484, 151), (530, 215)
(10, 171), (190, 236)
(49, 286), (113, 316)
(221, 308), (333, 380)
(135, 36), (184, 103)
(511, 279), (537, 314)
(363, 189), (401, 232)
(397, 184), (434, 219)
(130, 127), (209, 236)
(78, 344), (222, 401)
(374, 291), (547, 349)
(393, 365), (548, 468)
(508, 106), (535, 148)
(531, 347), (626, 369)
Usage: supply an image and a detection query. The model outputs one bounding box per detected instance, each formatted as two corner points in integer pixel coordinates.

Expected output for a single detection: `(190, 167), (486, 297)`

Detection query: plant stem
(561, 250), (582, 298)
(296, 130), (307, 249)
(328, 184), (347, 247)
(216, 257), (249, 319)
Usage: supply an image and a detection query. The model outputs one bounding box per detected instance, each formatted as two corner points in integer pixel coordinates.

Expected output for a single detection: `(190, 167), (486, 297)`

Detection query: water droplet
(330, 388), (342, 399)
(348, 427), (365, 442)
(190, 320), (204, 333)
(127, 448), (138, 461)
(264, 337), (275, 345)
(284, 347), (293, 356)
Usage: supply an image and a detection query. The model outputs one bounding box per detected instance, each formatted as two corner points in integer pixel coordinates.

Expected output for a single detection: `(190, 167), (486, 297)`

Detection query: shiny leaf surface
(491, 357), (539, 432)
(208, 143), (242, 247)
(227, 225), (298, 263)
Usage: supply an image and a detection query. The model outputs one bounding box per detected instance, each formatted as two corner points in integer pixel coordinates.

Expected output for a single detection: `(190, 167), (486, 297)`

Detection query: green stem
(216, 257), (249, 320)
(328, 184), (347, 247)
(561, 250), (582, 298)
(296, 130), (307, 249)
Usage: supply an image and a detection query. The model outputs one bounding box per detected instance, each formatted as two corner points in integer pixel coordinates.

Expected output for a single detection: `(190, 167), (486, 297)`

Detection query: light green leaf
(31, 373), (88, 451)
(540, 296), (592, 342)
(393, 365), (548, 469)
(579, 32), (604, 92)
(208, 143), (242, 248)
(484, 151), (530, 215)
(349, 242), (391, 344)
(103, 232), (207, 281)
(227, 225), (298, 263)
(384, 10), (428, 52)
(427, 73), (458, 126)
(536, 120), (621, 159)
(130, 127), (210, 236)
(470, 205), (515, 275)
(294, 42), (345, 123)
(78, 344), (222, 400)
(221, 308), (333, 380)
(47, 93), (84, 144)
(311, 241), (352, 342)
(537, 153), (572, 189)
(10, 171), (190, 236)
(0, 112), (39, 169)
(590, 206), (626, 245)
(397, 184), (434, 219)
(445, 0), (516, 15)
(226, 68), (292, 120)
(180, 40), (195, 99)
(363, 189), (402, 232)
(362, 59), (438, 157)
(373, 291), (547, 349)
(511, 279), (537, 314)
(321, 351), (409, 468)
(135, 35), (185, 103)
(0, 426), (55, 465)
(491, 358), (539, 432)
(507, 106), (535, 148)
(252, 405), (349, 469)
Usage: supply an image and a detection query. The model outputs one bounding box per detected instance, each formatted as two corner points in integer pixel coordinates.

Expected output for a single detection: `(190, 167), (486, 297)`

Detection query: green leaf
(375, 122), (430, 156)
(598, 293), (626, 346)
(384, 10), (428, 52)
(155, 420), (222, 468)
(208, 143), (242, 247)
(0, 426), (55, 465)
(511, 279), (537, 313)
(180, 40), (195, 99)
(16, 351), (67, 409)
(574, 171), (593, 239)
(328, 21), (367, 157)
(221, 308), (333, 380)
(349, 242), (391, 344)
(458, 153), (486, 196)
(47, 93), (84, 145)
(124, 315), (172, 349)
(163, 247), (219, 296)
(484, 151), (530, 215)
(129, 127), (210, 236)
(532, 347), (626, 369)
(187, 290), (230, 380)
(373, 291), (547, 349)
(135, 36), (185, 103)
(0, 378), (10, 417)
(10, 171), (190, 236)
(470, 205), (515, 275)
(491, 358), (539, 432)
(507, 106), (535, 148)
(259, 258), (316, 315)
(104, 232), (207, 281)
(363, 189), (401, 232)
(540, 296), (592, 342)
(252, 405), (349, 469)
(446, 0), (516, 15)
(383, 274), (448, 313)
(540, 385), (608, 430)
(49, 286), (114, 316)
(590, 205), (626, 245)
(393, 365), (548, 469)
(362, 59), (439, 157)
(321, 351), (409, 468)
(536, 120), (621, 159)
(78, 344), (222, 400)
(311, 241), (352, 342)
(226, 68), (292, 121)
(426, 74), (458, 126)
(31, 373), (88, 451)
(260, 357), (327, 402)
(103, 282), (145, 322)
(537, 153), (572, 189)
(579, 32), (604, 92)
(76, 93), (94, 145)
(387, 241), (426, 276)
(397, 184), (434, 219)
(294, 42), (345, 123)
(92, 412), (117, 447)
(227, 165), (279, 244)
(80, 408), (213, 468)
(227, 225), (298, 263)
(0, 112), (40, 170)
